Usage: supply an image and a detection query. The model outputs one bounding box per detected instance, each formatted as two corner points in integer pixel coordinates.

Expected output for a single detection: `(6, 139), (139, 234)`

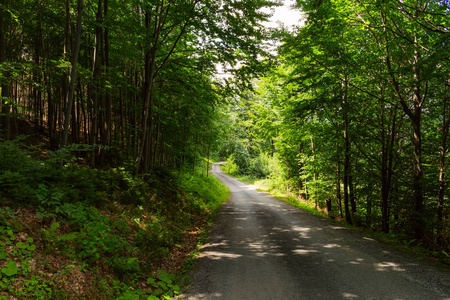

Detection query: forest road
(183, 163), (450, 300)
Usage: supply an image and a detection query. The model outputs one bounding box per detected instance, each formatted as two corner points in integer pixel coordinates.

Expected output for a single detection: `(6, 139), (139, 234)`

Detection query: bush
(222, 155), (240, 175)
(249, 154), (270, 178)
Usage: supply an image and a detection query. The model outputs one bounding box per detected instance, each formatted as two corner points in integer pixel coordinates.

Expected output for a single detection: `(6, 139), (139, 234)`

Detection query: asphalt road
(184, 163), (450, 299)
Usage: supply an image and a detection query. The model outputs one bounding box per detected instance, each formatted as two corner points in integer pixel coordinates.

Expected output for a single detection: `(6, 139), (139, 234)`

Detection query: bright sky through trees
(215, 0), (302, 78)
(265, 0), (303, 28)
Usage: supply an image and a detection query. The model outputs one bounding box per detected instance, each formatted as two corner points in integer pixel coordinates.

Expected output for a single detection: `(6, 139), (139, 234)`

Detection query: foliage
(220, 0), (450, 252)
(0, 141), (230, 298)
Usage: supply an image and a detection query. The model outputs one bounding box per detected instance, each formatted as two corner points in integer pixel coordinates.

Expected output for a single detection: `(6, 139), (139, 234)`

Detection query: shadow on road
(185, 164), (450, 299)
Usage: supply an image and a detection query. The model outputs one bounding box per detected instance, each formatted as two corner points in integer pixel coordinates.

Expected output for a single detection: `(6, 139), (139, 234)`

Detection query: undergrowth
(0, 138), (229, 299)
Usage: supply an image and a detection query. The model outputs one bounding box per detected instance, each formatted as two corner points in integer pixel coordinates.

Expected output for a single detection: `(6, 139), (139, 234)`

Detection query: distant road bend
(185, 163), (450, 299)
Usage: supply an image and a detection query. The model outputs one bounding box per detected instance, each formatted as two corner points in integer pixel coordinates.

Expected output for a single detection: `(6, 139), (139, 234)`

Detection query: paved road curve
(185, 163), (450, 299)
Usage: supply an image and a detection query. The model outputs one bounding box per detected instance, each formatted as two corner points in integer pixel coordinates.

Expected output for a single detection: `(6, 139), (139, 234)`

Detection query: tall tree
(60, 0), (83, 148)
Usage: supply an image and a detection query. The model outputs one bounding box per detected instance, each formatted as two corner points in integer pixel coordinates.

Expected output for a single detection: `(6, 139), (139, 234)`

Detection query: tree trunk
(437, 83), (450, 239)
(136, 7), (160, 173)
(382, 10), (425, 241)
(336, 153), (343, 219)
(193, 133), (198, 175)
(207, 131), (211, 177)
(380, 104), (390, 233)
(343, 125), (352, 225)
(311, 137), (318, 207)
(411, 34), (424, 241)
(0, 10), (11, 140)
(61, 0), (83, 148)
(343, 82), (352, 225)
(103, 0), (111, 164)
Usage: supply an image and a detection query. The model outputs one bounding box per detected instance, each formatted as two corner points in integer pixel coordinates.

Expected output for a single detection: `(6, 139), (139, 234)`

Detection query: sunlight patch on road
(200, 241), (228, 249)
(342, 292), (359, 298)
(292, 249), (318, 255)
(330, 226), (348, 230)
(291, 225), (312, 238)
(374, 262), (405, 272)
(349, 258), (365, 265)
(201, 251), (243, 260)
(322, 243), (341, 248)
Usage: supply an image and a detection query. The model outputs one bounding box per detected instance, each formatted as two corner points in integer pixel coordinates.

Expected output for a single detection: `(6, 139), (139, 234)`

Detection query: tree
(61, 0), (83, 148)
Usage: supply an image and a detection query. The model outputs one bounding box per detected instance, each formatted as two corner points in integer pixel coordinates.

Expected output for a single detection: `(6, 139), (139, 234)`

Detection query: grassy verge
(0, 139), (229, 299)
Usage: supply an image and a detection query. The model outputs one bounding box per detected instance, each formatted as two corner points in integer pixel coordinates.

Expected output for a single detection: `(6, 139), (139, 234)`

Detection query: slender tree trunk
(0, 11), (11, 140)
(33, 18), (43, 133)
(298, 143), (306, 200)
(382, 10), (425, 241)
(437, 84), (450, 238)
(343, 126), (352, 224)
(103, 0), (111, 164)
(193, 133), (198, 175)
(336, 149), (343, 219)
(381, 104), (390, 233)
(136, 7), (161, 173)
(343, 82), (352, 225)
(311, 137), (318, 207)
(411, 35), (424, 241)
(207, 131), (211, 177)
(61, 0), (83, 148)
(179, 125), (188, 175)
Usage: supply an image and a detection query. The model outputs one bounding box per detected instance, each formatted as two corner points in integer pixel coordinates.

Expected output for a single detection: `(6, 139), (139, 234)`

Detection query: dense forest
(0, 0), (276, 298)
(221, 0), (450, 252)
(1, 0), (450, 298)
(0, 0), (276, 171)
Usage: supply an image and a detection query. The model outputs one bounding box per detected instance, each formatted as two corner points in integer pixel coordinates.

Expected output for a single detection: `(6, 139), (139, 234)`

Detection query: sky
(215, 0), (303, 78)
(264, 0), (303, 29)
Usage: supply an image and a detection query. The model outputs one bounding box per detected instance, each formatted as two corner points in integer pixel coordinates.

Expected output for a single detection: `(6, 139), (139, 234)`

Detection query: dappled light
(374, 262), (406, 272)
(186, 164), (450, 299)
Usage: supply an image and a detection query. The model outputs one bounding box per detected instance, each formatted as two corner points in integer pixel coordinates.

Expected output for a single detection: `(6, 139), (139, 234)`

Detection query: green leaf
(26, 244), (36, 251)
(173, 285), (181, 294)
(59, 232), (77, 241)
(147, 277), (157, 287)
(147, 296), (159, 300)
(16, 242), (27, 249)
(26, 237), (34, 243)
(50, 222), (59, 231)
(126, 257), (138, 264)
(157, 281), (167, 290)
(1, 260), (18, 277)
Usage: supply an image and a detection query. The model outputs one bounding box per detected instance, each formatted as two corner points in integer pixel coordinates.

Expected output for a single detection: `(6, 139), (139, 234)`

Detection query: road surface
(184, 163), (450, 299)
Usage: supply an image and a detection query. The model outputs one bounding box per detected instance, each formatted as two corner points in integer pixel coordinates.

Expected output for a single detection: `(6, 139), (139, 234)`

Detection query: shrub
(249, 154), (270, 178)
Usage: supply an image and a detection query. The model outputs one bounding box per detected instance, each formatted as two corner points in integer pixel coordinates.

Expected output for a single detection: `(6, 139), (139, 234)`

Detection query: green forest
(1, 0), (449, 298)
